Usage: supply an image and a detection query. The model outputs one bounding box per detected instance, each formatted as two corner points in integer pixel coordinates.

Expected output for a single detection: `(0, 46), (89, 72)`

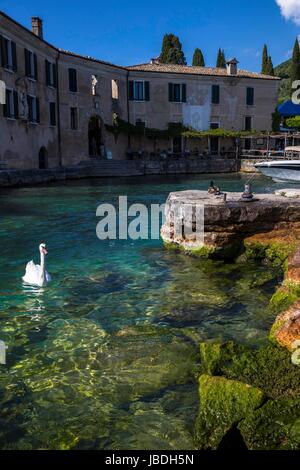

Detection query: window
(211, 85), (220, 104)
(128, 80), (150, 101)
(246, 87), (254, 106)
(27, 95), (40, 123)
(210, 122), (220, 129)
(69, 68), (78, 92)
(70, 107), (78, 130)
(49, 102), (56, 126)
(45, 60), (57, 88)
(169, 83), (186, 103)
(0, 36), (17, 71)
(112, 79), (118, 100)
(25, 49), (38, 80)
(245, 116), (252, 131)
(3, 89), (18, 119)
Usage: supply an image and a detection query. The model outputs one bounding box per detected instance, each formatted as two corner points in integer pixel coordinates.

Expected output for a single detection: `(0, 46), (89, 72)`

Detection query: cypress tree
(261, 45), (269, 74)
(266, 56), (274, 76)
(192, 48), (205, 66)
(216, 49), (226, 68)
(291, 38), (300, 85)
(160, 34), (187, 65)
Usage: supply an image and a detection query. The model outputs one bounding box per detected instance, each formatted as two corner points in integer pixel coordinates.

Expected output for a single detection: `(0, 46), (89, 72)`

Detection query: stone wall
(0, 159), (238, 187)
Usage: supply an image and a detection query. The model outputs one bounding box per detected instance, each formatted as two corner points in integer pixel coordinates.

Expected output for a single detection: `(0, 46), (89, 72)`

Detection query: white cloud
(276, 0), (300, 25)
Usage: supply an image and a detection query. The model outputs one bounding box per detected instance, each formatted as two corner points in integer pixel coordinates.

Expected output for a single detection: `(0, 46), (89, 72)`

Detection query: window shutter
(2, 38), (8, 68)
(13, 91), (19, 119)
(144, 81), (150, 101)
(247, 87), (254, 106)
(53, 63), (57, 88)
(128, 80), (134, 100)
(45, 60), (50, 86)
(212, 85), (220, 104)
(50, 102), (56, 126)
(69, 69), (77, 92)
(36, 98), (40, 123)
(182, 84), (186, 103)
(34, 54), (38, 80)
(11, 41), (17, 71)
(3, 89), (8, 117)
(169, 83), (174, 102)
(0, 36), (4, 67)
(24, 49), (30, 76)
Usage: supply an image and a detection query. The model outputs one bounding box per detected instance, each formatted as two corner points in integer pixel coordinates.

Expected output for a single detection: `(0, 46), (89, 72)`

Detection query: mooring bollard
(242, 183), (254, 202)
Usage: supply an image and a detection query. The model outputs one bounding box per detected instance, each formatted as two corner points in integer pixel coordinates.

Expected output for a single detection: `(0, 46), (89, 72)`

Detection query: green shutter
(11, 42), (17, 71)
(212, 85), (220, 104)
(24, 49), (30, 76)
(145, 81), (150, 101)
(36, 98), (40, 123)
(45, 60), (50, 86)
(3, 89), (8, 117)
(169, 83), (173, 102)
(13, 91), (19, 119)
(53, 63), (57, 88)
(0, 36), (4, 67)
(182, 84), (186, 103)
(247, 87), (254, 106)
(128, 80), (134, 100)
(34, 54), (38, 81)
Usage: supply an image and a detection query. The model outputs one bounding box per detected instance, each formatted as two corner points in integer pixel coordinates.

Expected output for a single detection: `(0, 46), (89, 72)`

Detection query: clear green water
(0, 173), (287, 450)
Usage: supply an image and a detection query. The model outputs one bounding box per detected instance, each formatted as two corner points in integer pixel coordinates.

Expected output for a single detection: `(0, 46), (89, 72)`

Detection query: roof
(127, 63), (280, 80)
(278, 100), (300, 117)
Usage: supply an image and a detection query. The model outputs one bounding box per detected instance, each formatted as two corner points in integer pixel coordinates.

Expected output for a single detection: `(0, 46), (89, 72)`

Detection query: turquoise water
(0, 173), (286, 450)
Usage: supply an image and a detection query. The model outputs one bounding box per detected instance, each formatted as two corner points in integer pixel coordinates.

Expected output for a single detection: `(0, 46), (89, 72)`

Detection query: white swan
(22, 243), (52, 287)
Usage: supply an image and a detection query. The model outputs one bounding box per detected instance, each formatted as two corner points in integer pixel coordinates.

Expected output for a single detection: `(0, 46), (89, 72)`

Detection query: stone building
(0, 11), (280, 170)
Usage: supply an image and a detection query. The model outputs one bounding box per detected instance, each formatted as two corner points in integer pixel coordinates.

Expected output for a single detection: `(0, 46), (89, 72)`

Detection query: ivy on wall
(105, 117), (263, 141)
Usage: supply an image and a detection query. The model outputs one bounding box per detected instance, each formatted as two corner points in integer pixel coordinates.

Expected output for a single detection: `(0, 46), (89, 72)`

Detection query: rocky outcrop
(270, 302), (300, 351)
(161, 190), (300, 258)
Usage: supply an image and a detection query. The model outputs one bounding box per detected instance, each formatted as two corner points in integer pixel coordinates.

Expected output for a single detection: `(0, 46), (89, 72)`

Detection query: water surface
(0, 173), (288, 449)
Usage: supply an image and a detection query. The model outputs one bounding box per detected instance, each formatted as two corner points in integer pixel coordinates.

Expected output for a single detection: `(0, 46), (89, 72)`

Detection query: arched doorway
(88, 116), (102, 157)
(39, 147), (48, 169)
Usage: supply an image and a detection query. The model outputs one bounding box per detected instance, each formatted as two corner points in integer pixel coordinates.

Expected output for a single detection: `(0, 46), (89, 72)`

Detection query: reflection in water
(0, 174), (282, 449)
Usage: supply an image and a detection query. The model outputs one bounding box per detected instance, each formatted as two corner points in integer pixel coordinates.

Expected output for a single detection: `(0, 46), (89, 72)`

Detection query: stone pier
(161, 190), (300, 258)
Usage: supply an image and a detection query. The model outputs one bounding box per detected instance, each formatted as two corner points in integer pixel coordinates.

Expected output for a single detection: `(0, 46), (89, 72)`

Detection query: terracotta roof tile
(127, 63), (280, 80)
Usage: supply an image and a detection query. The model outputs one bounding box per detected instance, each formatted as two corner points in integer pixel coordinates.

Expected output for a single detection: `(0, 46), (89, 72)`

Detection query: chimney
(226, 58), (239, 76)
(31, 17), (43, 39)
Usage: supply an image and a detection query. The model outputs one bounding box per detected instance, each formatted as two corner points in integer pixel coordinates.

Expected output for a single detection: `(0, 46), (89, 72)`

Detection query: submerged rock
(194, 375), (264, 450)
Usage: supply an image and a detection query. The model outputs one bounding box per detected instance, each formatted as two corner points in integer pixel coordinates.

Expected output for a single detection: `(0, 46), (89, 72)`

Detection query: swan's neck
(40, 252), (46, 279)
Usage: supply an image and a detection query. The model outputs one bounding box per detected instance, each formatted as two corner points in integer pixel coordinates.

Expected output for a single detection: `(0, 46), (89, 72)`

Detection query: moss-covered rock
(244, 234), (297, 271)
(239, 398), (300, 450)
(163, 241), (216, 259)
(220, 343), (300, 399)
(199, 341), (242, 376)
(269, 285), (300, 313)
(194, 375), (265, 450)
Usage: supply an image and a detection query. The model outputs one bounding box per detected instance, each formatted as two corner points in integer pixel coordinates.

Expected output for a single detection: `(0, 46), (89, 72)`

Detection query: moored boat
(255, 147), (300, 182)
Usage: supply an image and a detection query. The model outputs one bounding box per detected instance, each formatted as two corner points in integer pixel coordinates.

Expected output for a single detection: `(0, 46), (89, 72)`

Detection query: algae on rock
(194, 374), (265, 450)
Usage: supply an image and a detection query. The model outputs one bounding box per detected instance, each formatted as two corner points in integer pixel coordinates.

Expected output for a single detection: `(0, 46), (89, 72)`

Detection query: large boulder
(194, 375), (265, 450)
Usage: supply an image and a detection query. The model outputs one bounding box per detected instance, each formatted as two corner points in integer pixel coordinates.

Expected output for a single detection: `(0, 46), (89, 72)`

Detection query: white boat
(255, 147), (300, 183)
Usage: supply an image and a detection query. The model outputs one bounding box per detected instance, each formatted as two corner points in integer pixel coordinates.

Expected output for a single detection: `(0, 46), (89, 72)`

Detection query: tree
(291, 38), (300, 85)
(160, 34), (187, 65)
(216, 49), (226, 68)
(261, 44), (269, 74)
(192, 48), (205, 66)
(266, 56), (274, 76)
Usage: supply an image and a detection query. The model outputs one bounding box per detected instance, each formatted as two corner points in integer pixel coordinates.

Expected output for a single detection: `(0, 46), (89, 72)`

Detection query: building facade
(0, 11), (280, 170)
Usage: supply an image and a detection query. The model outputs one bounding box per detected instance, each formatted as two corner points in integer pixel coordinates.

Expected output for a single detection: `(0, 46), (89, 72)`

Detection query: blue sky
(1, 0), (299, 71)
